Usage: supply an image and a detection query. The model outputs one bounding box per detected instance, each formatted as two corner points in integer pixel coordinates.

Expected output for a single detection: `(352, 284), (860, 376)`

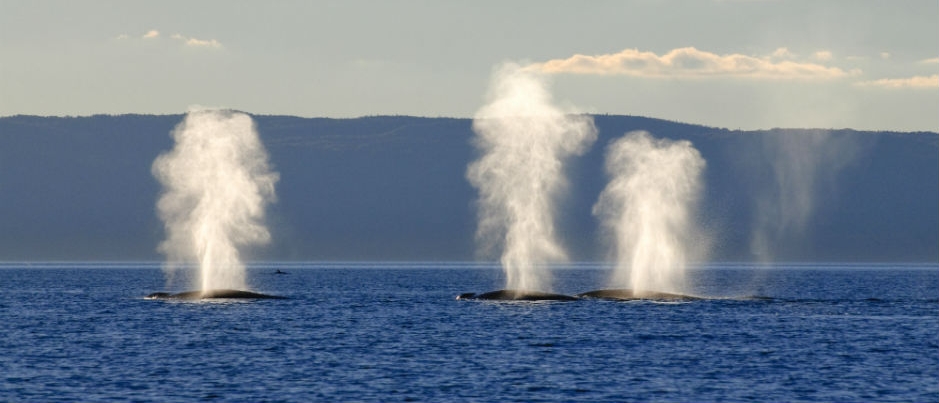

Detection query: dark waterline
(1, 262), (936, 402)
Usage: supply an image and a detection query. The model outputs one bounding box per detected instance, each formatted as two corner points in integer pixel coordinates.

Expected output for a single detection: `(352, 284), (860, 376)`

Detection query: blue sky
(1, 0), (936, 131)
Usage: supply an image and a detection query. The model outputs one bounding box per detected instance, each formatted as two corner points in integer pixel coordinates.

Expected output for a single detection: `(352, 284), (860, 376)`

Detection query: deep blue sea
(1, 262), (936, 402)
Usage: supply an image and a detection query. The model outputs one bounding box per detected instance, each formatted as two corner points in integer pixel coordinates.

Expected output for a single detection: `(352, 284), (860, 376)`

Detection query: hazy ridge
(1, 114), (936, 262)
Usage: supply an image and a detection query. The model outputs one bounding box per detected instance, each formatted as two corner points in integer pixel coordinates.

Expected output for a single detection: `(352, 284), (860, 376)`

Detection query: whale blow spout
(577, 289), (701, 301)
(456, 289), (578, 301)
(153, 110), (279, 294)
(145, 289), (286, 300)
(467, 64), (597, 293)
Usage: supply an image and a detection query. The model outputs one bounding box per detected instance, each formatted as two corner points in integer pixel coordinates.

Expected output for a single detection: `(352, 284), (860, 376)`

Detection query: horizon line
(2, 112), (937, 134)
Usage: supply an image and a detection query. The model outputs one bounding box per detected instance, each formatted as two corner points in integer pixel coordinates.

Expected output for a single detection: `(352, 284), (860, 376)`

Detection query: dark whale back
(457, 289), (578, 301)
(577, 289), (701, 301)
(146, 289), (286, 300)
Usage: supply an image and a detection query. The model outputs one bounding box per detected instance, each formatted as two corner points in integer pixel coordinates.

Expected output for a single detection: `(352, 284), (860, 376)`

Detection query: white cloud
(919, 57), (939, 65)
(531, 47), (857, 79)
(171, 33), (223, 48)
(113, 30), (222, 49)
(185, 38), (222, 48)
(855, 74), (939, 89)
(813, 50), (833, 61)
(880, 52), (891, 60)
(771, 47), (795, 59)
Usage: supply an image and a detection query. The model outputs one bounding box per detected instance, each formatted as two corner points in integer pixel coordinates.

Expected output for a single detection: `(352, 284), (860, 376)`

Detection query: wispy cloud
(920, 57), (939, 65)
(771, 47), (795, 59)
(114, 30), (222, 49)
(185, 38), (222, 48)
(530, 47), (857, 79)
(855, 74), (939, 89)
(813, 50), (833, 61)
(171, 33), (223, 48)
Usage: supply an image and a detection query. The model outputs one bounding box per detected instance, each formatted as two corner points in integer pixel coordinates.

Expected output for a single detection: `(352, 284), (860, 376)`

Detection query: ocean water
(1, 262), (936, 402)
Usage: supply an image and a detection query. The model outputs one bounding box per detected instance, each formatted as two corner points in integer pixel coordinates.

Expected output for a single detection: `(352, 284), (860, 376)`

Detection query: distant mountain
(1, 114), (936, 262)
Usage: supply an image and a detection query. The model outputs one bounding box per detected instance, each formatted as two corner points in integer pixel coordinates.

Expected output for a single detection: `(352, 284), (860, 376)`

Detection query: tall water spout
(467, 63), (596, 292)
(593, 131), (705, 294)
(152, 109), (278, 292)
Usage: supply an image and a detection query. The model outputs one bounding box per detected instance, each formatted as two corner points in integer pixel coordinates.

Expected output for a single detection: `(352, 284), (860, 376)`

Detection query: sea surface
(1, 262), (936, 402)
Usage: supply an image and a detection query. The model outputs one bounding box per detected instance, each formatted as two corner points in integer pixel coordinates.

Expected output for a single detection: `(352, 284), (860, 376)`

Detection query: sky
(1, 0), (937, 131)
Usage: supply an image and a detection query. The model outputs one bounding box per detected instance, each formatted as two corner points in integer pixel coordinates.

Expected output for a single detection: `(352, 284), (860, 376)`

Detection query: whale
(456, 289), (579, 301)
(145, 289), (286, 300)
(577, 289), (701, 301)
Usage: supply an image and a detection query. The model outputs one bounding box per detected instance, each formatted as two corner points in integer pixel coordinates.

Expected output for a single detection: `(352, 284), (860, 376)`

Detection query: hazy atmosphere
(1, 2), (937, 402)
(2, 0), (937, 131)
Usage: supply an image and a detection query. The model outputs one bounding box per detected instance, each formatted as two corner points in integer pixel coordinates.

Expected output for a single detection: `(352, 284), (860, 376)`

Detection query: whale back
(577, 289), (700, 301)
(459, 289), (578, 301)
(145, 289), (286, 300)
